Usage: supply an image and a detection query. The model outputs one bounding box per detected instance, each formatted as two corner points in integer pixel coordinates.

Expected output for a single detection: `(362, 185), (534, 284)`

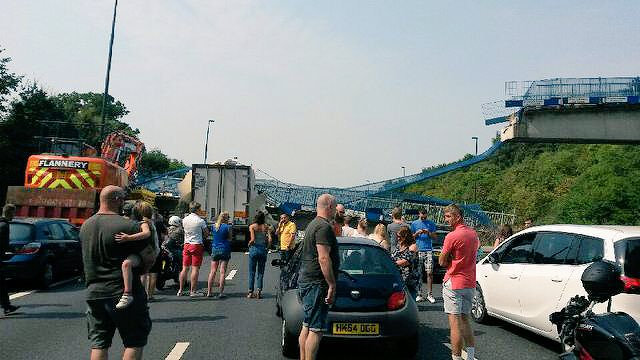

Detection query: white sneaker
(415, 295), (425, 302)
(116, 293), (134, 309)
(427, 294), (436, 303)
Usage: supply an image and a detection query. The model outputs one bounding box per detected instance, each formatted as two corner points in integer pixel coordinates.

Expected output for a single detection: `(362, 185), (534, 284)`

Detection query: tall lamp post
(99, 0), (119, 152)
(204, 119), (215, 164)
(472, 136), (479, 203)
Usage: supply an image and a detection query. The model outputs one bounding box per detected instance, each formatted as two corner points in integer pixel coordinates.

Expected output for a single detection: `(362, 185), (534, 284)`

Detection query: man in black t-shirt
(298, 194), (339, 360)
(80, 186), (150, 359)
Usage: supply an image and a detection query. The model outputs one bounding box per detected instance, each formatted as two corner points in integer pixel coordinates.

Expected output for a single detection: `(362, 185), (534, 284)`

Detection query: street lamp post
(471, 136), (479, 203)
(204, 119), (215, 164)
(401, 166), (406, 177)
(99, 0), (119, 153)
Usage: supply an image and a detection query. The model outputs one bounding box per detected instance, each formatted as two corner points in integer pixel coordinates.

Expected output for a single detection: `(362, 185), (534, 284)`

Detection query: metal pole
(401, 166), (406, 177)
(204, 119), (215, 164)
(472, 137), (478, 203)
(100, 0), (118, 152)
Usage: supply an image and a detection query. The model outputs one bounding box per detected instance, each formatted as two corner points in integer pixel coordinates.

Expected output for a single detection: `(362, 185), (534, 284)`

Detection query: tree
(0, 47), (22, 115)
(51, 92), (138, 149)
(0, 83), (62, 202)
(138, 149), (187, 178)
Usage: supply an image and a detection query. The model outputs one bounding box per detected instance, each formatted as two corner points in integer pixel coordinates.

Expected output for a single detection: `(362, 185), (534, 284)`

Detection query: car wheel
(39, 262), (54, 289)
(471, 284), (488, 323)
(281, 318), (298, 358)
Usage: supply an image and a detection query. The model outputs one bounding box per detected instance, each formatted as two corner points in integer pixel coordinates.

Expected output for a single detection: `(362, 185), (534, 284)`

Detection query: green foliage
(51, 92), (138, 149)
(138, 150), (187, 177)
(0, 48), (22, 115)
(406, 143), (640, 226)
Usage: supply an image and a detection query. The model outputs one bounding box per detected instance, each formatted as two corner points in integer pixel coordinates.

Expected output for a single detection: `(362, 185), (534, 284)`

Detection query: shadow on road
(154, 315), (226, 323)
(5, 311), (85, 320)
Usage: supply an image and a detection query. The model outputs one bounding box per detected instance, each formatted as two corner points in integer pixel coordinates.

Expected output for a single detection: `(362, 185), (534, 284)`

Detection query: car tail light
(621, 275), (640, 294)
(387, 291), (406, 311)
(15, 242), (41, 254)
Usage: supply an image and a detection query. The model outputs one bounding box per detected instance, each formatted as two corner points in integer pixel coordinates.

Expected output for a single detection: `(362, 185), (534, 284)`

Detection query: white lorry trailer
(190, 163), (263, 248)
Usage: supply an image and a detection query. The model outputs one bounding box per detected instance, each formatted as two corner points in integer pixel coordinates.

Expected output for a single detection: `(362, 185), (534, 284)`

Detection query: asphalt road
(1, 252), (561, 359)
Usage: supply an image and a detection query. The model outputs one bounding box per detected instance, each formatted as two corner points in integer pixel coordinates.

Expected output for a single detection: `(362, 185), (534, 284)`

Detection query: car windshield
(432, 232), (447, 247)
(339, 244), (398, 276)
(617, 238), (640, 278)
(9, 223), (34, 242)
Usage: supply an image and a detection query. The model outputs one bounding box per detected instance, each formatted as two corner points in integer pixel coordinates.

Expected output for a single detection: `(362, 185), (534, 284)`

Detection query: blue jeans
(248, 246), (267, 291)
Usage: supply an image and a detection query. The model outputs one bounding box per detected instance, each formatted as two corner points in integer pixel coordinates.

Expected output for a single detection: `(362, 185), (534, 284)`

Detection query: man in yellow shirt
(276, 213), (297, 262)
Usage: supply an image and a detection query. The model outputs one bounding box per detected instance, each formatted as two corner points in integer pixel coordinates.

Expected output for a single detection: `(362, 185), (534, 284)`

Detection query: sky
(1, 1), (639, 187)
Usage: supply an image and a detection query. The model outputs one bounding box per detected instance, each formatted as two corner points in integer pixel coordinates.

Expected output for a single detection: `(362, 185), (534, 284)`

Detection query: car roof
(517, 224), (640, 242)
(11, 217), (69, 225)
(337, 237), (383, 246)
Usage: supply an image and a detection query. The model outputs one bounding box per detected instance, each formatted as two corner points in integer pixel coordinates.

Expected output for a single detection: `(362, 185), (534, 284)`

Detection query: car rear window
(9, 223), (34, 242)
(616, 238), (640, 278)
(339, 244), (399, 276)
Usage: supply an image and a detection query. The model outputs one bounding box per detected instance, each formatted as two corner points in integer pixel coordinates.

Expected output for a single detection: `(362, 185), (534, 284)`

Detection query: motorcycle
(156, 247), (181, 290)
(550, 261), (640, 360)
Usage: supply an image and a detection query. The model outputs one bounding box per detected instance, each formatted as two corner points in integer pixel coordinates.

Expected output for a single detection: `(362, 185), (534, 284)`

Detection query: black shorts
(86, 295), (151, 349)
(148, 254), (162, 274)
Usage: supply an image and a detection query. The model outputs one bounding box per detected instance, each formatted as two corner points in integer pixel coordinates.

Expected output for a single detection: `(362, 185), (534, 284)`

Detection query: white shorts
(442, 279), (474, 315)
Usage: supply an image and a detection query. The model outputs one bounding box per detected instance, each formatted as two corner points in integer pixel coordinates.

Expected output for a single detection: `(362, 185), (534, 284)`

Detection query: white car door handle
(509, 275), (519, 279)
(551, 278), (563, 283)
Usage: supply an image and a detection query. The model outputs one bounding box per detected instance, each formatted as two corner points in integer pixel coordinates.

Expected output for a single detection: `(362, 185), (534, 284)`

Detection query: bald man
(80, 186), (151, 360)
(298, 194), (339, 360)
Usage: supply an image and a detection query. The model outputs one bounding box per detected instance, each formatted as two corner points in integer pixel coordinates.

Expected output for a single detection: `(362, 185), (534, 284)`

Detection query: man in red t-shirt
(439, 204), (479, 360)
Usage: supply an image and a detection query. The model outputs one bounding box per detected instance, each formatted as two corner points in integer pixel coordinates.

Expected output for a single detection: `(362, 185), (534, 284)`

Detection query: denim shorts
(211, 248), (231, 262)
(298, 283), (329, 333)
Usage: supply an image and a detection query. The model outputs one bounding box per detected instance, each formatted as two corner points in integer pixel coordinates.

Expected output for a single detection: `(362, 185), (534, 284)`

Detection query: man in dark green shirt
(80, 186), (150, 359)
(298, 193), (339, 360)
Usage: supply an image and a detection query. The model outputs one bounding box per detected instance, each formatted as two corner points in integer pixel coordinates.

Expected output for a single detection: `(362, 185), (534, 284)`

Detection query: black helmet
(581, 260), (624, 303)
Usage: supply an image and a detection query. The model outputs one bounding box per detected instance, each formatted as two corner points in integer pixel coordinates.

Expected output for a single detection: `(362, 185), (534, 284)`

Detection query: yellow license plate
(332, 323), (379, 335)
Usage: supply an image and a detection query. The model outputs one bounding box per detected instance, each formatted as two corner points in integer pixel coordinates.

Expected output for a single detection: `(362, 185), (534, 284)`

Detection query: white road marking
(9, 291), (35, 300)
(165, 342), (190, 360)
(444, 343), (478, 360)
(225, 269), (237, 280)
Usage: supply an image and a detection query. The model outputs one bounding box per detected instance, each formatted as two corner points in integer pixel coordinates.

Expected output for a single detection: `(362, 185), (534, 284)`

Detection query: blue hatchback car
(2, 218), (83, 288)
(273, 237), (420, 358)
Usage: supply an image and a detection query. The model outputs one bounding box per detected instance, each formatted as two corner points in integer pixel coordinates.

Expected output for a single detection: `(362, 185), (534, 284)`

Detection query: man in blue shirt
(411, 208), (437, 303)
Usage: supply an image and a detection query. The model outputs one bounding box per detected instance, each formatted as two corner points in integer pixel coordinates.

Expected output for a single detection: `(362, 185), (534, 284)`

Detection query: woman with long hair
(493, 224), (513, 249)
(207, 211), (232, 298)
(353, 218), (369, 238)
(369, 223), (390, 250)
(247, 211), (271, 299)
(391, 225), (419, 299)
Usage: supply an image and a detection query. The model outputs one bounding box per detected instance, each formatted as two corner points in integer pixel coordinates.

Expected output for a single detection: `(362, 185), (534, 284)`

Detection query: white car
(472, 225), (640, 341)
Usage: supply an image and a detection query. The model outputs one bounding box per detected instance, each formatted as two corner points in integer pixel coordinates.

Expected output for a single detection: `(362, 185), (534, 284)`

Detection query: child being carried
(114, 201), (159, 309)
